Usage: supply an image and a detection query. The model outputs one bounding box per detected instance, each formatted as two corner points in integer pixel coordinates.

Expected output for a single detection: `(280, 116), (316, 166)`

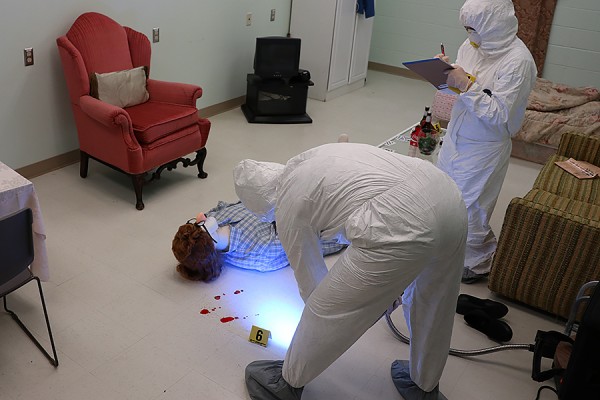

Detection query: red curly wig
(172, 223), (223, 282)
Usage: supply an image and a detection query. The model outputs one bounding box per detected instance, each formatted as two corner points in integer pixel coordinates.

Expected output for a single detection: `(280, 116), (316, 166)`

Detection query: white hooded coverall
(234, 143), (467, 392)
(437, 0), (537, 275)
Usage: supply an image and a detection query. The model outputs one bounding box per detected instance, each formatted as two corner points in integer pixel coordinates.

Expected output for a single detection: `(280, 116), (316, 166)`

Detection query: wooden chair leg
(80, 151), (89, 178)
(197, 147), (208, 179)
(132, 174), (145, 210)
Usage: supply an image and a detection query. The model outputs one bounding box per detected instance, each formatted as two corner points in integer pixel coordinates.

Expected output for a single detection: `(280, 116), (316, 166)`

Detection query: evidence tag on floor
(249, 325), (271, 347)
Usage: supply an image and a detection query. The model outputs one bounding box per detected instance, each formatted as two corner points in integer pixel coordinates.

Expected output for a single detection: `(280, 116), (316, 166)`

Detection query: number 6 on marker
(249, 325), (271, 347)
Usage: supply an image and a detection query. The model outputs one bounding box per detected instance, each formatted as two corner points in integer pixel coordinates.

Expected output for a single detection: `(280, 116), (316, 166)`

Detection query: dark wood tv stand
(242, 74), (313, 124)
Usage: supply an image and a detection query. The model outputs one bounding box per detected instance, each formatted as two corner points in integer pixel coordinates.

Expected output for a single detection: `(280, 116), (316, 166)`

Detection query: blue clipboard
(402, 58), (455, 90)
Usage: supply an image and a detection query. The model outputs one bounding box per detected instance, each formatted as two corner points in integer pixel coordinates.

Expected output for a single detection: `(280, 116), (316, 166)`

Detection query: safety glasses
(186, 218), (217, 243)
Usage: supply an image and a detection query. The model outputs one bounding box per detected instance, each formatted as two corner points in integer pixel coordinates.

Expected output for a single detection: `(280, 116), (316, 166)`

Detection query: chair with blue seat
(0, 208), (58, 367)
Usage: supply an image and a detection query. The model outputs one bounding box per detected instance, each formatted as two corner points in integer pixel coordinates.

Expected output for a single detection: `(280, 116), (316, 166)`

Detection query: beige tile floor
(1, 70), (566, 400)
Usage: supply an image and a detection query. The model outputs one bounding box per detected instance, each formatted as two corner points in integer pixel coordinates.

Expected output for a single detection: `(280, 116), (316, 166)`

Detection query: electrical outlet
(152, 27), (160, 43)
(246, 12), (252, 26)
(270, 9), (276, 21)
(24, 48), (34, 66)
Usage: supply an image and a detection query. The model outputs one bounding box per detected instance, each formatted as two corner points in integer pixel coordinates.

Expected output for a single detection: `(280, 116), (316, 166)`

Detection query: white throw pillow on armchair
(90, 66), (149, 108)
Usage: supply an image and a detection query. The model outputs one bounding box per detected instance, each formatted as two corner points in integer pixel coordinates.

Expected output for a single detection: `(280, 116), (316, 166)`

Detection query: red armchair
(57, 12), (211, 210)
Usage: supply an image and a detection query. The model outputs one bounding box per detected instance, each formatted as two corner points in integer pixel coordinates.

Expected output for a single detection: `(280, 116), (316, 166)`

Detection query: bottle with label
(409, 106), (430, 158)
(420, 106), (430, 127)
(422, 110), (434, 133)
(408, 125), (420, 157)
(418, 112), (439, 156)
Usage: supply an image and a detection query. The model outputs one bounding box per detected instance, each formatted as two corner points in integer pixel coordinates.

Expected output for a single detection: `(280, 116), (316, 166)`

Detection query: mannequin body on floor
(172, 201), (345, 282)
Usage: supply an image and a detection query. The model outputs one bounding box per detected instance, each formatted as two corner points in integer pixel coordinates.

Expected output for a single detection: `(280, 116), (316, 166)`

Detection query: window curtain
(512, 0), (558, 76)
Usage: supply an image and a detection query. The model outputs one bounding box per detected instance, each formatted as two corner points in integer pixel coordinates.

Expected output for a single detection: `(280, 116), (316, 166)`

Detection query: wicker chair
(488, 132), (600, 319)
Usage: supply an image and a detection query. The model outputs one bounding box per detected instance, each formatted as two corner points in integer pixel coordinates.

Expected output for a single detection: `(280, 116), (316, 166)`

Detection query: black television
(253, 36), (301, 79)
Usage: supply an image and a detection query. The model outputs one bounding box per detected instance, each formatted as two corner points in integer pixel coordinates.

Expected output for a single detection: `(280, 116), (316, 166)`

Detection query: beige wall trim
(16, 96), (247, 179)
(368, 62), (425, 82)
(17, 150), (80, 179)
(200, 95), (245, 117)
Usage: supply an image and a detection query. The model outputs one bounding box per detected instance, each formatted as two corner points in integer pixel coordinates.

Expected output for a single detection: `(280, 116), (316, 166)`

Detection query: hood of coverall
(233, 159), (284, 223)
(460, 0), (519, 57)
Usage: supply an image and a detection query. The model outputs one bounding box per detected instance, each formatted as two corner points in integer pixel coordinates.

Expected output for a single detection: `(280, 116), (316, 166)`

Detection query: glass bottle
(418, 112), (438, 156)
(422, 111), (434, 133)
(420, 106), (430, 127)
(408, 125), (420, 157)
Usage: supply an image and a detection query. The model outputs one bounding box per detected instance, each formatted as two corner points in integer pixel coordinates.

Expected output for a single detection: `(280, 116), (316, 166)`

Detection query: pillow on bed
(90, 66), (149, 108)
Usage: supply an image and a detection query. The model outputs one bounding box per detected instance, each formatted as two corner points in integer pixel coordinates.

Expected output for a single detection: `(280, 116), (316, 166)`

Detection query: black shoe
(464, 309), (513, 342)
(461, 268), (488, 284)
(456, 294), (509, 319)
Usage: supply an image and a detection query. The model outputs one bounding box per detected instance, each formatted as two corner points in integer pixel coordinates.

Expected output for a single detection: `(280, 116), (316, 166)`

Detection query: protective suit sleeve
(457, 55), (536, 137)
(276, 219), (329, 303)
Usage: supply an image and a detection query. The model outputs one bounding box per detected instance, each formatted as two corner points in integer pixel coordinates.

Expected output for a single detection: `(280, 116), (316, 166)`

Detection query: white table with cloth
(0, 161), (49, 281)
(377, 123), (446, 162)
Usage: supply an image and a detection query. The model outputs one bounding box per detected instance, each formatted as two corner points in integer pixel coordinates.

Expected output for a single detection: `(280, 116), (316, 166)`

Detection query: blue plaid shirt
(207, 201), (345, 272)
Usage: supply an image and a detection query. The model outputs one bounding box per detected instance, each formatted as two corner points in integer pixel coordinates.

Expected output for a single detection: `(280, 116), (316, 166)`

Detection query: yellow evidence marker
(249, 325), (271, 347)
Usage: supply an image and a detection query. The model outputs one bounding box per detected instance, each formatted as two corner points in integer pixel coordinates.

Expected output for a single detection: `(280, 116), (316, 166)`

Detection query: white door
(328, 0), (356, 91)
(349, 12), (374, 84)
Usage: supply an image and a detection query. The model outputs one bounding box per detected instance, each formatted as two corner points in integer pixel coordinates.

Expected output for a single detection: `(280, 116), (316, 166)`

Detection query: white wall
(544, 0), (600, 87)
(4, 1), (598, 170)
(370, 0), (464, 68)
(370, 0), (600, 88)
(0, 0), (291, 169)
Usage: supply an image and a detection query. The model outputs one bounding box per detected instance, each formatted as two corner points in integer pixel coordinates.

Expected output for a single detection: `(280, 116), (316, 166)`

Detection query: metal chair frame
(564, 280), (599, 336)
(0, 208), (58, 366)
